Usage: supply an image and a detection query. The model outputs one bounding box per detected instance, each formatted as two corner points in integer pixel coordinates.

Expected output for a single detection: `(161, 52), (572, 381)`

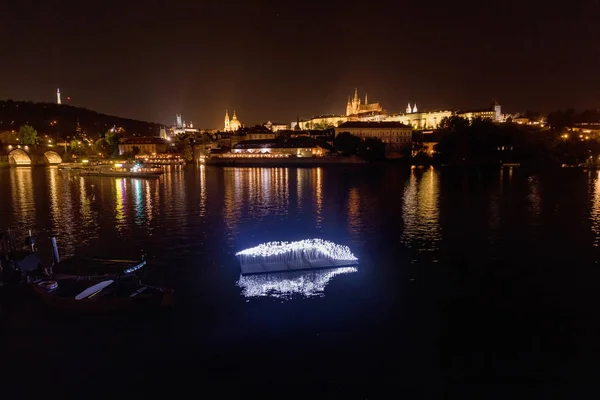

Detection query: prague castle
(291, 88), (502, 131)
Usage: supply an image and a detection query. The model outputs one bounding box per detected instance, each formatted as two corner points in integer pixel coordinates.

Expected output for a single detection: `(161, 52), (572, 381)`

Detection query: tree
(0, 131), (17, 143)
(17, 125), (38, 145)
(360, 137), (386, 162)
(69, 140), (85, 155)
(334, 132), (361, 155)
(131, 146), (141, 156)
(104, 130), (121, 158)
(94, 138), (111, 157)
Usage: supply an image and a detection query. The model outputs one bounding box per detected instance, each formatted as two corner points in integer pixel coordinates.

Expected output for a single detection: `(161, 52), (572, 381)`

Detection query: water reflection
(9, 167), (35, 229)
(527, 176), (541, 219)
(401, 168), (441, 253)
(313, 168), (323, 228)
(114, 178), (127, 232)
(237, 267), (358, 299)
(347, 187), (361, 236)
(133, 179), (143, 225)
(590, 171), (600, 247)
(199, 164), (207, 217)
(222, 168), (292, 239)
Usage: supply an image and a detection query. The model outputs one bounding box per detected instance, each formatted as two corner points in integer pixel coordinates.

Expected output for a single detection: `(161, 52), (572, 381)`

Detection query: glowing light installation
(236, 239), (358, 275)
(237, 267), (358, 299)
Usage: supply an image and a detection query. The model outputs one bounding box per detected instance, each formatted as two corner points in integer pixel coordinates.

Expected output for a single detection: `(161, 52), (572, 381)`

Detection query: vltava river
(2, 165), (600, 395)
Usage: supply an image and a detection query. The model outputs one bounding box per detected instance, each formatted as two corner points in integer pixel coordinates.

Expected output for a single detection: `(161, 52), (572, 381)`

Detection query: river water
(1, 165), (599, 396)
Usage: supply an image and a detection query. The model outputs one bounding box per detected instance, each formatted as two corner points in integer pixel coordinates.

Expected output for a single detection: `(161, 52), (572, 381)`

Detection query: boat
(79, 162), (163, 178)
(30, 277), (173, 312)
(0, 230), (43, 283)
(2, 231), (173, 312)
(26, 237), (173, 312)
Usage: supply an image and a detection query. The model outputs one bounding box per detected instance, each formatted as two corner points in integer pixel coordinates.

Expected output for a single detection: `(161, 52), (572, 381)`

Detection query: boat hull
(30, 280), (174, 313)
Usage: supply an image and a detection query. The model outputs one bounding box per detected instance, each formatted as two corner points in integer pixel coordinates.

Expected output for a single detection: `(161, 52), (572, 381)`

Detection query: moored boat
(30, 277), (173, 312)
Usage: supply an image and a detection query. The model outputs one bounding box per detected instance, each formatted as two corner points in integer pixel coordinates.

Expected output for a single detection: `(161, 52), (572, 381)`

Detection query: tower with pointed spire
(224, 109), (242, 132)
(224, 110), (230, 132)
(406, 103), (412, 113)
(56, 88), (61, 104)
(345, 88), (381, 116)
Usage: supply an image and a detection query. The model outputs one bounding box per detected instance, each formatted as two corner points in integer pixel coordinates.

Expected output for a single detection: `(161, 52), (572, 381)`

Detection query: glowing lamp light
(82, 159), (89, 163)
(114, 163), (123, 168)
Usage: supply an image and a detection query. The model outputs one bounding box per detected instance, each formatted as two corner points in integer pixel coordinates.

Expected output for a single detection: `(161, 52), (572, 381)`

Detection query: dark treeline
(547, 109), (600, 130)
(419, 116), (600, 167)
(0, 100), (161, 139)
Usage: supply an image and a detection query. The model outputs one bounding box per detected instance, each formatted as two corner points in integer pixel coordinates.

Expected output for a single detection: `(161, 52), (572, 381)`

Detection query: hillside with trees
(0, 100), (161, 141)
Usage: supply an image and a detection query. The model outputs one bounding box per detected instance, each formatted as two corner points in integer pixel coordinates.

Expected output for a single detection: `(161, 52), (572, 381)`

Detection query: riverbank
(205, 156), (368, 167)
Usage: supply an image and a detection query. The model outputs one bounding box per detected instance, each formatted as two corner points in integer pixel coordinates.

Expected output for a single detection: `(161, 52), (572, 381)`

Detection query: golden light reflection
(346, 187), (361, 235)
(9, 167), (35, 229)
(47, 168), (78, 252)
(401, 168), (440, 252)
(222, 167), (291, 239)
(199, 163), (207, 217)
(313, 168), (323, 228)
(590, 171), (600, 247)
(145, 180), (154, 222)
(114, 178), (126, 231)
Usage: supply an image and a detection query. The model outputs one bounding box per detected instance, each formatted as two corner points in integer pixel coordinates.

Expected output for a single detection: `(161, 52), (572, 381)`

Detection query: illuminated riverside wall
(206, 156), (367, 166)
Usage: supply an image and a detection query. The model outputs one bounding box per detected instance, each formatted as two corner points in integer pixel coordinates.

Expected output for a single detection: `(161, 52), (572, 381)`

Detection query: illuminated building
(346, 88), (383, 116)
(56, 88), (61, 104)
(224, 110), (242, 132)
(335, 121), (412, 152)
(386, 109), (453, 129)
(119, 137), (167, 155)
(172, 114), (198, 135)
(457, 101), (502, 122)
(230, 138), (327, 158)
(264, 121), (289, 132)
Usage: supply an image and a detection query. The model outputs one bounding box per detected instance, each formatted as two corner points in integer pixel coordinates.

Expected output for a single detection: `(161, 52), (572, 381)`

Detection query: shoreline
(205, 156), (368, 167)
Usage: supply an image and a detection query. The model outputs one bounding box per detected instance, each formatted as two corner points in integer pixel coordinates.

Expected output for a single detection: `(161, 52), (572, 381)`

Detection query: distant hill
(0, 100), (161, 140)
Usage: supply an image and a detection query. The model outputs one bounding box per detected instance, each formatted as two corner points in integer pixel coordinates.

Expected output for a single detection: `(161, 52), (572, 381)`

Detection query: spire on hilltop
(364, 93), (368, 105)
(406, 103), (412, 114)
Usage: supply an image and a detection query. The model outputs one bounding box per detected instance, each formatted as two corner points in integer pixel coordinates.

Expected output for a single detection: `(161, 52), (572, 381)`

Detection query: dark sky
(2, 0), (599, 128)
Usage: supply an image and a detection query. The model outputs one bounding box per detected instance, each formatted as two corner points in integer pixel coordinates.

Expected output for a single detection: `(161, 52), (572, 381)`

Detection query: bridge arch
(43, 151), (62, 165)
(8, 149), (31, 166)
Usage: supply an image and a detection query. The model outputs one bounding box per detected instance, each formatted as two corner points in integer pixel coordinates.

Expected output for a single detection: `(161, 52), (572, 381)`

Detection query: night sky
(2, 0), (599, 128)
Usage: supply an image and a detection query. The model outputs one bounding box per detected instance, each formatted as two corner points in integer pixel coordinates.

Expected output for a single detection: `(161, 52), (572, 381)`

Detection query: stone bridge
(1, 144), (63, 166)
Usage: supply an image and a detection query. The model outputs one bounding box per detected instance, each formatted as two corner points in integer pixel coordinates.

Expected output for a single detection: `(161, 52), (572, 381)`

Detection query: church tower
(413, 103), (418, 113)
(176, 113), (183, 129)
(224, 110), (230, 132)
(346, 96), (352, 116)
(364, 93), (368, 105)
(406, 103), (412, 114)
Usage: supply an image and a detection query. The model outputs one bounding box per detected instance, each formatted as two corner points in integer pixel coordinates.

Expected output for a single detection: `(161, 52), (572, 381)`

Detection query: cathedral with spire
(224, 110), (242, 132)
(346, 88), (383, 116)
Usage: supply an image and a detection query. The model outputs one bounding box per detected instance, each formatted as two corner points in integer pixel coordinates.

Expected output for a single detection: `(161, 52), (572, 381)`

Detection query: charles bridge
(0, 144), (64, 166)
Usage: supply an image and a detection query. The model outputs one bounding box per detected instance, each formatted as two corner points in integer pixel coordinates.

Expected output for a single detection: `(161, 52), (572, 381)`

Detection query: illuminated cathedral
(346, 88), (383, 116)
(224, 110), (242, 132)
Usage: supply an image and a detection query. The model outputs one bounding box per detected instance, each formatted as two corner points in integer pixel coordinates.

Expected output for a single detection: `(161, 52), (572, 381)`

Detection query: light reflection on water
(10, 167), (35, 230)
(237, 267), (358, 299)
(590, 171), (600, 247)
(401, 168), (441, 255)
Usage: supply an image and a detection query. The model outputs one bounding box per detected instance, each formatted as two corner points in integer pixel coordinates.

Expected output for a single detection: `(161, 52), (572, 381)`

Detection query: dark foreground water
(1, 165), (600, 397)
